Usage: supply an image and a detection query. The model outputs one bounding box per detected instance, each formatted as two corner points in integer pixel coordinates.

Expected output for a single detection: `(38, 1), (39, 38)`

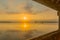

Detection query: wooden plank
(30, 30), (59, 40)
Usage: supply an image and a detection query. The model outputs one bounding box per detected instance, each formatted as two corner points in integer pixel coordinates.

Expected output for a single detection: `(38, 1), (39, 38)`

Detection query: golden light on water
(20, 13), (31, 31)
(20, 23), (30, 31)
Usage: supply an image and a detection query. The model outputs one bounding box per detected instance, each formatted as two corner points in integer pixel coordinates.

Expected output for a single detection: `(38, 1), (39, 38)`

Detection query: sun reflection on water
(20, 14), (31, 31)
(20, 23), (31, 31)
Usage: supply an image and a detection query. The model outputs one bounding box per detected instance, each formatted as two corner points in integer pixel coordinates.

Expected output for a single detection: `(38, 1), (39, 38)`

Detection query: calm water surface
(0, 23), (58, 40)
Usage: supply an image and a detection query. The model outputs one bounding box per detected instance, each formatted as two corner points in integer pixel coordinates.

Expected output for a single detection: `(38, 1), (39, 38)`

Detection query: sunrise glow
(20, 14), (31, 31)
(24, 17), (27, 20)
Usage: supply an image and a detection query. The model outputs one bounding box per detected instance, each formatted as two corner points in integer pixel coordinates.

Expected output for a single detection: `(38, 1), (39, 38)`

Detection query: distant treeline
(0, 20), (58, 23)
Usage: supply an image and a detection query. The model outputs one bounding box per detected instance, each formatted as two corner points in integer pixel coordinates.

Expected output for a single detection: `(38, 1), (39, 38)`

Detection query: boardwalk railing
(30, 30), (59, 40)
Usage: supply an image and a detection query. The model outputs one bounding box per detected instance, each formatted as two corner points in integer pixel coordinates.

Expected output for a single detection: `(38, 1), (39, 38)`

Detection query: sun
(24, 16), (27, 20)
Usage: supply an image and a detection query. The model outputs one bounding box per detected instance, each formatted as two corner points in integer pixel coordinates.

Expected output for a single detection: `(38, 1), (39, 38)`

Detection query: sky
(0, 0), (58, 34)
(0, 0), (58, 21)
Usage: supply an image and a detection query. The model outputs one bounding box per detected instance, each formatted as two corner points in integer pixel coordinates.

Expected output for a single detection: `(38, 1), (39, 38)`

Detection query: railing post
(57, 12), (60, 30)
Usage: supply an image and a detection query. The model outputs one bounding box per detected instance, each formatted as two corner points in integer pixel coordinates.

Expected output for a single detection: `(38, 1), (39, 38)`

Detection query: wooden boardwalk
(31, 30), (60, 40)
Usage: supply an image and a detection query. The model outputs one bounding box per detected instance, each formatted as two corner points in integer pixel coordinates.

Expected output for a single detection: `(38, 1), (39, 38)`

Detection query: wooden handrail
(30, 30), (59, 40)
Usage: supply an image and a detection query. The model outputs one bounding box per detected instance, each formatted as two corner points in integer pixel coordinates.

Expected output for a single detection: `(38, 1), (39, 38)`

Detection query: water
(0, 23), (58, 40)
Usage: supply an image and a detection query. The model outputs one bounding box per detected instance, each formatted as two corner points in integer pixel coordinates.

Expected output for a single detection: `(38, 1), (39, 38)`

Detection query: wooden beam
(33, 0), (60, 11)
